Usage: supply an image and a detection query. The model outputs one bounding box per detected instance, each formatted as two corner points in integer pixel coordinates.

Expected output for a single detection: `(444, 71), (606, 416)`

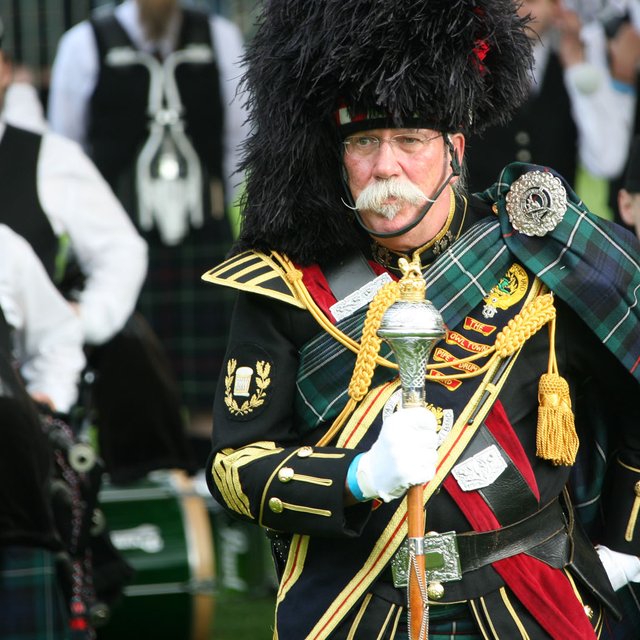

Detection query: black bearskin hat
(235, 0), (533, 265)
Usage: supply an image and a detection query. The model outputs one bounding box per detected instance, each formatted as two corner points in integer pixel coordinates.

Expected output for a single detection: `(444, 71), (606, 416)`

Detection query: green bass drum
(97, 469), (215, 640)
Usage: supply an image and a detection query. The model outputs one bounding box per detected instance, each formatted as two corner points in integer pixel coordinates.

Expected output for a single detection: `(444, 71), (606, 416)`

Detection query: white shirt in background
(0, 223), (85, 412)
(0, 120), (148, 346)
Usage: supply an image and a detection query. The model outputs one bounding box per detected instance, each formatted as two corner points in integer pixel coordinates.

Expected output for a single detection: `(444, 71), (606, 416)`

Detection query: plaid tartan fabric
(295, 217), (516, 428)
(137, 216), (235, 411)
(0, 546), (69, 640)
(394, 603), (481, 640)
(478, 162), (640, 382)
(601, 583), (640, 640)
(296, 172), (640, 431)
(296, 313), (396, 431)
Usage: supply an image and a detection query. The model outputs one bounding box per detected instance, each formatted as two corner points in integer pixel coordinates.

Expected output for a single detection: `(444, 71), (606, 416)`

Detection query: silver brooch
(505, 171), (567, 237)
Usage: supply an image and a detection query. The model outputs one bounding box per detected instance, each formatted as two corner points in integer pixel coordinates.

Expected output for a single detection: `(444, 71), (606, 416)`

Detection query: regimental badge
(482, 263), (529, 319)
(452, 444), (507, 491)
(225, 358), (272, 417)
(505, 170), (567, 237)
(431, 230), (455, 257)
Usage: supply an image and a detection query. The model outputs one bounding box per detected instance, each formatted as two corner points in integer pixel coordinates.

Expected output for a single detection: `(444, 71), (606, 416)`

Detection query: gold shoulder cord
(272, 251), (398, 369)
(273, 251), (565, 450)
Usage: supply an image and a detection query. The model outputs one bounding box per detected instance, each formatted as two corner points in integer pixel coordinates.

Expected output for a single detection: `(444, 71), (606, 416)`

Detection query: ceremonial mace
(377, 257), (446, 640)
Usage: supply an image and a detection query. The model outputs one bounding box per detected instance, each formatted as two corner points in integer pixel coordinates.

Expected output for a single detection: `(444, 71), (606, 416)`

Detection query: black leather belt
(386, 497), (570, 596)
(455, 496), (567, 573)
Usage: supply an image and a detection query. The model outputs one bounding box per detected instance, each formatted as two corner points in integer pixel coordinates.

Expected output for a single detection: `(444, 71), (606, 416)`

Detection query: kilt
(0, 546), (69, 640)
(330, 590), (480, 639)
(394, 603), (481, 640)
(136, 215), (234, 412)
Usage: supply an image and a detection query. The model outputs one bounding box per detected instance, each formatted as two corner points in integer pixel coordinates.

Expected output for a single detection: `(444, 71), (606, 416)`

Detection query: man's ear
(0, 51), (12, 95)
(618, 189), (634, 227)
(449, 132), (465, 176)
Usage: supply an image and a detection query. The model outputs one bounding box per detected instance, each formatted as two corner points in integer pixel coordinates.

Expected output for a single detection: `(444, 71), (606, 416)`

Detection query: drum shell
(97, 470), (215, 640)
(192, 473), (277, 596)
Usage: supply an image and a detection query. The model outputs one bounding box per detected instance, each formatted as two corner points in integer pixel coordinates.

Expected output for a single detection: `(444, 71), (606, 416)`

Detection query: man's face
(517, 0), (559, 38)
(619, 189), (640, 242)
(342, 127), (464, 252)
(0, 52), (11, 112)
(136, 0), (179, 40)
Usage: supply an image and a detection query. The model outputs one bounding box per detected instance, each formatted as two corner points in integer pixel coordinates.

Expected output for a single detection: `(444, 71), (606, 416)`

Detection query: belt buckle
(391, 531), (462, 588)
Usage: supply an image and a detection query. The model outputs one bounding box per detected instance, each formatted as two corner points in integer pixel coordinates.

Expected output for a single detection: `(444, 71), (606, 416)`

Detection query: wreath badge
(224, 358), (272, 417)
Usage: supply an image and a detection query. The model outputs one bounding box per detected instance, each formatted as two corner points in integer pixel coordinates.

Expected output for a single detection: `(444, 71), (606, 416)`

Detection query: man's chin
(361, 209), (419, 235)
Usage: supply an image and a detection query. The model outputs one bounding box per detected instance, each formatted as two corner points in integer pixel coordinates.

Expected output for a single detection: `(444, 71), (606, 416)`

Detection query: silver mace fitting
(377, 257), (446, 409)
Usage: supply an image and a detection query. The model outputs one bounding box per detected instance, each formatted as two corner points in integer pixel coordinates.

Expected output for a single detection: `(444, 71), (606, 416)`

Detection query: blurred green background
(212, 592), (275, 639)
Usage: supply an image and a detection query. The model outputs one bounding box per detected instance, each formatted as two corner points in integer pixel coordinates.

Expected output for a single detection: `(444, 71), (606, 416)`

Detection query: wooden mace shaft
(407, 485), (426, 640)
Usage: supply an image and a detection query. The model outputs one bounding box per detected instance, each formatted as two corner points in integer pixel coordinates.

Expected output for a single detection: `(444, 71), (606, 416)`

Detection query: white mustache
(355, 179), (434, 220)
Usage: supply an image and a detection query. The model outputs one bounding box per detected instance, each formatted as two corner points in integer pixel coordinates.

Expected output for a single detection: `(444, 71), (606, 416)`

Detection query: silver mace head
(377, 257), (446, 408)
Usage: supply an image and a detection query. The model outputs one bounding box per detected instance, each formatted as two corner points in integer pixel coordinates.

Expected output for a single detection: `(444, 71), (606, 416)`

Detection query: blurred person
(0, 22), (194, 483)
(48, 0), (248, 464)
(466, 0), (632, 193)
(606, 2), (640, 224)
(0, 33), (146, 349)
(618, 135), (640, 238)
(0, 222), (85, 639)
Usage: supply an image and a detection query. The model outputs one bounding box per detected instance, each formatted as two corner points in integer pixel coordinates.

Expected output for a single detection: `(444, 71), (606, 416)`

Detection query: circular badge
(505, 171), (567, 237)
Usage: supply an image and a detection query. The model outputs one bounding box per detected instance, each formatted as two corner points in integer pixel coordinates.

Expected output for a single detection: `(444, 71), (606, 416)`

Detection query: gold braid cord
(276, 251), (559, 446)
(348, 281), (401, 401)
(493, 293), (556, 358)
(318, 281), (400, 446)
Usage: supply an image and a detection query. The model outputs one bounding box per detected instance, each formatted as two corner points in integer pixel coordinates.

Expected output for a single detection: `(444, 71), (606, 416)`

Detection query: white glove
(596, 545), (640, 591)
(355, 406), (438, 502)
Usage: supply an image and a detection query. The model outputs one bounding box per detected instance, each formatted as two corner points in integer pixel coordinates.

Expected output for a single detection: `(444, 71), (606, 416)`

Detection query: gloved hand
(352, 406), (438, 502)
(596, 545), (640, 591)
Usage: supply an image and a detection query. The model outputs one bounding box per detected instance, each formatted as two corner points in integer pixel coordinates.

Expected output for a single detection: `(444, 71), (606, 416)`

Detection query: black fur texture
(235, 0), (533, 265)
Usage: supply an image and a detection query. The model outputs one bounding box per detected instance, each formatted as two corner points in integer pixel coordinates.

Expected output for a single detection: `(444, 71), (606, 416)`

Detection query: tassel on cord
(536, 315), (579, 466)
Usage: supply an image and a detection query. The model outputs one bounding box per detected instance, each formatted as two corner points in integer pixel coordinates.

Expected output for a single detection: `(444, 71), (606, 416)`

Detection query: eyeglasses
(342, 133), (442, 158)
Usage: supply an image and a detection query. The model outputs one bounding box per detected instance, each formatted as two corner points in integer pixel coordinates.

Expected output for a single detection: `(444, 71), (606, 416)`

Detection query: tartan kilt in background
(136, 215), (235, 413)
(0, 546), (69, 640)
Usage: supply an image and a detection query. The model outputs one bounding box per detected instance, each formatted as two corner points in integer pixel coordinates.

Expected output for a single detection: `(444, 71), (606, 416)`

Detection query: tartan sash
(479, 162), (640, 381)
(296, 161), (640, 435)
(295, 217), (516, 433)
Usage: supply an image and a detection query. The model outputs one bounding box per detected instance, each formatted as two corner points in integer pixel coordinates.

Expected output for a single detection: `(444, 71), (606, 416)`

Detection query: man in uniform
(203, 1), (640, 638)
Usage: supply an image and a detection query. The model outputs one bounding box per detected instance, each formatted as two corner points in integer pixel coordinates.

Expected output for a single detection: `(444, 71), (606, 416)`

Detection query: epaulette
(201, 250), (306, 309)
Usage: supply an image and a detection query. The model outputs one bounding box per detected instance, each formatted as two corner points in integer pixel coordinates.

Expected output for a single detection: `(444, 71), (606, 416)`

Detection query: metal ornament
(377, 256), (446, 640)
(505, 171), (567, 237)
(377, 258), (446, 408)
(106, 45), (214, 245)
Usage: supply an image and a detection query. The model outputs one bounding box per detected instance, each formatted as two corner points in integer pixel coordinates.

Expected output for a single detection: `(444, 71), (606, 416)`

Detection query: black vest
(0, 126), (59, 280)
(88, 8), (225, 217)
(466, 53), (578, 193)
